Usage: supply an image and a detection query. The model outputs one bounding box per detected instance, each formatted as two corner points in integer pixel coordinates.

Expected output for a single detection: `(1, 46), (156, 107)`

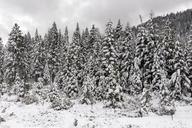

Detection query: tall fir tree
(23, 32), (33, 79)
(161, 20), (176, 78)
(33, 35), (46, 82)
(186, 25), (192, 96)
(47, 22), (60, 83)
(117, 23), (135, 93)
(0, 38), (4, 83)
(170, 40), (190, 99)
(100, 21), (123, 108)
(135, 25), (149, 93)
(89, 25), (103, 99)
(4, 23), (28, 86)
(65, 23), (82, 98)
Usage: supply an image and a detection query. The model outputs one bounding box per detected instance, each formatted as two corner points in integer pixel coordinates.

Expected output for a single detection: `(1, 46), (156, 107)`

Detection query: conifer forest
(0, 7), (192, 128)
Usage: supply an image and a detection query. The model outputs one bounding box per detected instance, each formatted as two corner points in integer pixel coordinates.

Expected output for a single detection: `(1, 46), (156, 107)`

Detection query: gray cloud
(0, 0), (192, 43)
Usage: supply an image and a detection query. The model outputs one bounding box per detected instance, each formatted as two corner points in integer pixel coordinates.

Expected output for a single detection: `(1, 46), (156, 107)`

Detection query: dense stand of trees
(0, 10), (192, 112)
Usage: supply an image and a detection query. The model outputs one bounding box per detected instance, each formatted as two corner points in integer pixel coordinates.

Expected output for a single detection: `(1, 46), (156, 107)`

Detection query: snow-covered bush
(22, 92), (39, 105)
(65, 76), (79, 98)
(122, 95), (141, 111)
(80, 75), (95, 105)
(0, 82), (8, 95)
(36, 77), (44, 89)
(48, 85), (73, 110)
(158, 104), (176, 116)
(11, 74), (25, 98)
(94, 75), (106, 101)
(50, 96), (73, 110)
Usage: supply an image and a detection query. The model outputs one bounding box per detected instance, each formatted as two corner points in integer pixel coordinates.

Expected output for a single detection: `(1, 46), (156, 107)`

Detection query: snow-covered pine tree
(57, 29), (65, 69)
(11, 72), (25, 98)
(59, 27), (68, 68)
(47, 22), (60, 83)
(136, 19), (159, 113)
(117, 23), (135, 94)
(154, 51), (176, 116)
(80, 74), (95, 105)
(186, 25), (192, 97)
(129, 57), (142, 95)
(114, 19), (123, 41)
(55, 26), (70, 91)
(88, 25), (103, 99)
(80, 27), (89, 76)
(134, 25), (149, 93)
(4, 23), (28, 86)
(32, 29), (45, 82)
(80, 55), (96, 104)
(100, 21), (123, 108)
(43, 61), (51, 85)
(64, 26), (69, 50)
(161, 20), (176, 78)
(0, 38), (4, 84)
(151, 47), (173, 113)
(144, 18), (159, 87)
(170, 40), (190, 100)
(77, 27), (89, 90)
(23, 32), (33, 80)
(65, 73), (79, 98)
(65, 23), (81, 98)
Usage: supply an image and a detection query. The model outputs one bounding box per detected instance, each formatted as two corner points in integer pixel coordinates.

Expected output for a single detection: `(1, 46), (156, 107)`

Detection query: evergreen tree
(170, 40), (190, 99)
(100, 21), (123, 108)
(33, 36), (46, 82)
(161, 20), (176, 78)
(117, 23), (134, 93)
(32, 30), (45, 81)
(186, 25), (192, 96)
(81, 27), (90, 61)
(129, 57), (142, 95)
(80, 74), (95, 105)
(14, 73), (25, 98)
(0, 38), (4, 83)
(114, 19), (123, 40)
(65, 23), (82, 98)
(89, 25), (102, 99)
(47, 22), (60, 83)
(23, 32), (33, 79)
(135, 25), (149, 92)
(4, 23), (28, 86)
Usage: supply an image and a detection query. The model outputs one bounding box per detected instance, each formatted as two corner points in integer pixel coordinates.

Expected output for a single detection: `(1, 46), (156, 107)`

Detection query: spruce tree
(47, 22), (60, 83)
(23, 32), (33, 79)
(0, 38), (4, 84)
(65, 23), (81, 98)
(170, 40), (190, 99)
(100, 21), (123, 108)
(89, 25), (102, 99)
(135, 25), (149, 93)
(161, 20), (176, 78)
(186, 25), (192, 97)
(4, 23), (27, 86)
(118, 23), (134, 93)
(33, 36), (46, 82)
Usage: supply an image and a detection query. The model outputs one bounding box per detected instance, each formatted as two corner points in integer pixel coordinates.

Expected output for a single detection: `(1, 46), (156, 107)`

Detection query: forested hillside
(0, 9), (192, 117)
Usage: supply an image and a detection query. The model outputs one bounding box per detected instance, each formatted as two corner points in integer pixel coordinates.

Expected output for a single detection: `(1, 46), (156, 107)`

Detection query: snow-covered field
(0, 95), (192, 128)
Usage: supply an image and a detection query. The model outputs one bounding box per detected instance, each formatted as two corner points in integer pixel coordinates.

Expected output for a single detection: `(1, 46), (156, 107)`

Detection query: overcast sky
(0, 0), (192, 43)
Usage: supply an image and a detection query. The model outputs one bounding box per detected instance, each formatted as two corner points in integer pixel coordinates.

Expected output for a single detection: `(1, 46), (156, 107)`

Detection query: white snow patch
(0, 95), (192, 128)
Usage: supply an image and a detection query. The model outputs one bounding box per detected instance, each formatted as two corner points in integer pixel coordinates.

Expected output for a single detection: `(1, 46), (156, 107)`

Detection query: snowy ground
(0, 95), (192, 128)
